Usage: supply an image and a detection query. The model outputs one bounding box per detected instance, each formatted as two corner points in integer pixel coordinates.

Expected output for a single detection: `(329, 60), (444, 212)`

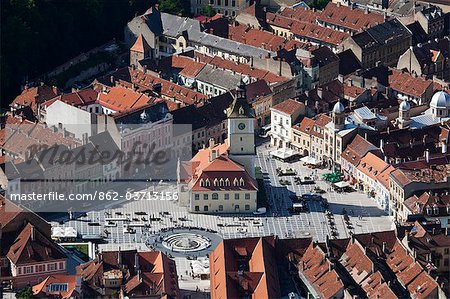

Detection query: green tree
(1, 0), (156, 109)
(201, 5), (216, 17)
(309, 0), (330, 10)
(158, 0), (189, 15)
(15, 287), (36, 299)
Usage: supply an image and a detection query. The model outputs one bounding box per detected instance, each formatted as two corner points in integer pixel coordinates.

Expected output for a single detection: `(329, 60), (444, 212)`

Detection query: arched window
(220, 178), (224, 186)
(233, 178), (239, 186)
(225, 178), (230, 186)
(200, 179), (205, 187)
(212, 193), (219, 200)
(240, 177), (245, 187)
(214, 178), (219, 186)
(205, 178), (210, 187)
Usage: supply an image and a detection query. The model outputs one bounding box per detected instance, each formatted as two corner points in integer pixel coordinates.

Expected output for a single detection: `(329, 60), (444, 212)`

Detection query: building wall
(189, 190), (257, 213)
(11, 259), (67, 289)
(45, 100), (97, 140)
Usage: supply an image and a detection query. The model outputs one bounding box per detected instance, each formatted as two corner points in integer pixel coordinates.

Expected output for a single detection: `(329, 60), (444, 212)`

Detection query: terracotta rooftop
(357, 152), (389, 181)
(97, 85), (152, 112)
(11, 84), (60, 114)
(186, 141), (257, 192)
(33, 275), (80, 299)
(300, 242), (344, 298)
(77, 250), (178, 298)
(293, 117), (315, 134)
(404, 191), (450, 216)
(164, 55), (206, 78)
(388, 69), (433, 99)
(229, 24), (287, 52)
(279, 7), (319, 24)
(318, 2), (384, 33)
(42, 88), (98, 108)
(131, 34), (151, 53)
(96, 67), (207, 107)
(194, 52), (287, 84)
(1, 117), (80, 160)
(291, 22), (350, 47)
(271, 99), (304, 116)
(390, 154), (450, 187)
(7, 223), (66, 265)
(341, 134), (377, 167)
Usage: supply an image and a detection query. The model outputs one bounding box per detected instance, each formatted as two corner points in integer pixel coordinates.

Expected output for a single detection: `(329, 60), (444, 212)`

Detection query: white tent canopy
(191, 258), (210, 275)
(300, 156), (320, 165)
(334, 181), (350, 188)
(51, 226), (77, 238)
(270, 148), (297, 160)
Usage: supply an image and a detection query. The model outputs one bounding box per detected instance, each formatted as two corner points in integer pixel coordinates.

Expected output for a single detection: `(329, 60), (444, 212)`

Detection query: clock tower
(227, 79), (256, 178)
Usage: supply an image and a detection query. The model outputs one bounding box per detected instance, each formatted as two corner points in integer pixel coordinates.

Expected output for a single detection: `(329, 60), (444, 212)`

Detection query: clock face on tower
(238, 123), (246, 130)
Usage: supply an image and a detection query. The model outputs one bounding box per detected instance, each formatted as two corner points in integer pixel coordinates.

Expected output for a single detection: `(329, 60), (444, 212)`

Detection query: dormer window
(200, 179), (205, 187)
(433, 207), (439, 215)
(239, 106), (244, 115)
(220, 178), (224, 186)
(225, 178), (230, 186)
(446, 205), (450, 214)
(233, 178), (239, 186)
(240, 177), (245, 187)
(214, 178), (219, 186)
(426, 207), (432, 215)
(205, 178), (211, 187)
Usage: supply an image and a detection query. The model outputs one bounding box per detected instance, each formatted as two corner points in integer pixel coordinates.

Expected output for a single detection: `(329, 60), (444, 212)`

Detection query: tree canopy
(0, 0), (156, 108)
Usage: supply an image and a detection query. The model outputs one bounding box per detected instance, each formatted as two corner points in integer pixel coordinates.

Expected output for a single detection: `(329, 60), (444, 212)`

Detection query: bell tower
(227, 79), (256, 178)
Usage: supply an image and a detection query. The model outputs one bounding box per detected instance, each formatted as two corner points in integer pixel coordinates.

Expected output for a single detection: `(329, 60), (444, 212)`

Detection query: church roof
(227, 79), (255, 118)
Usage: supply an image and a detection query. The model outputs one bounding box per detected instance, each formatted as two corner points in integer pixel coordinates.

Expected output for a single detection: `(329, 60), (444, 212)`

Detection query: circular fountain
(162, 233), (211, 252)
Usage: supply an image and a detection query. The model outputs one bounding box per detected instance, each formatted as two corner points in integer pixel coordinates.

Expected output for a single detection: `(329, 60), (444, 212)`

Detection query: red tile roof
(165, 55), (206, 78)
(357, 152), (389, 181)
(33, 275), (80, 299)
(195, 52), (287, 84)
(11, 84), (60, 114)
(1, 117), (80, 159)
(42, 88), (98, 108)
(131, 34), (151, 53)
(7, 223), (66, 265)
(279, 7), (319, 24)
(341, 135), (377, 167)
(97, 85), (152, 112)
(129, 68), (207, 105)
(300, 243), (344, 298)
(272, 99), (305, 116)
(229, 24), (287, 52)
(293, 117), (315, 134)
(376, 165), (395, 189)
(318, 3), (384, 32)
(291, 22), (350, 47)
(388, 69), (433, 98)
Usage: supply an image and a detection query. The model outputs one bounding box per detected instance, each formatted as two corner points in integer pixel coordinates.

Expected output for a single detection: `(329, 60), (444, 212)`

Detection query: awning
(270, 148), (297, 160)
(334, 181), (350, 188)
(51, 227), (77, 238)
(191, 259), (210, 275)
(300, 156), (320, 165)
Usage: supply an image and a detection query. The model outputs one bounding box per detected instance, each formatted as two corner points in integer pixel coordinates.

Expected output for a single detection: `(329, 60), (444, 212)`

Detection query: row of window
(200, 177), (245, 187)
(194, 193), (251, 200)
(17, 262), (65, 275)
(194, 204), (251, 212)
